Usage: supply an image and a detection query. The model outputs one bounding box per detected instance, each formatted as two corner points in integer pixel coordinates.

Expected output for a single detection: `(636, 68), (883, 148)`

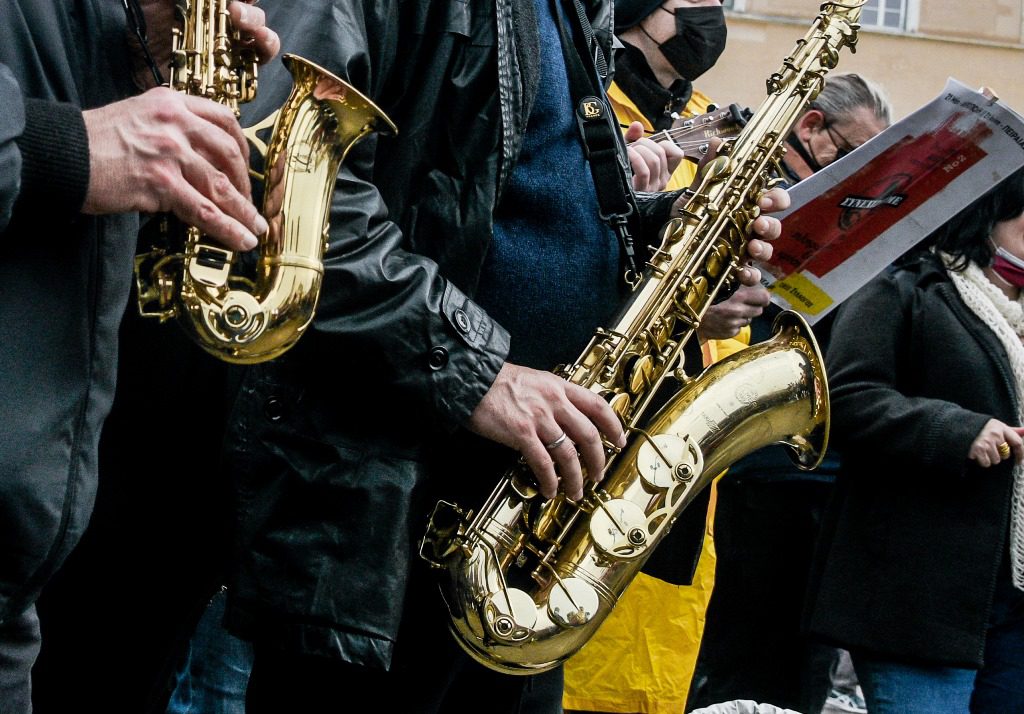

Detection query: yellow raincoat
(562, 82), (750, 714)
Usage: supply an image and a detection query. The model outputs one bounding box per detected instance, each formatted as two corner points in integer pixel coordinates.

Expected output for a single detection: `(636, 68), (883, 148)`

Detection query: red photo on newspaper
(761, 79), (1024, 323)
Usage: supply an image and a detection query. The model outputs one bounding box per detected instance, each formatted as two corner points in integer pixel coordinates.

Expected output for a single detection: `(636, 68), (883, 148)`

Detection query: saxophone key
(548, 578), (599, 628)
(589, 499), (649, 559)
(484, 588), (536, 642)
(636, 433), (704, 490)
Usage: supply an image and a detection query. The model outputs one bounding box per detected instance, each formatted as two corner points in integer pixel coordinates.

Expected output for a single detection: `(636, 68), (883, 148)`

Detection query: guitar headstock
(656, 103), (751, 163)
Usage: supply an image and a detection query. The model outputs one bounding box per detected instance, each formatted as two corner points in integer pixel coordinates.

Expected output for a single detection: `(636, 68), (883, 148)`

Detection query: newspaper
(759, 78), (1024, 324)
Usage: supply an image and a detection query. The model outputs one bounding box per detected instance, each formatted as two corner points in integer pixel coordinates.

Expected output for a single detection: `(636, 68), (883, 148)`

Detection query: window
(860, 0), (914, 31)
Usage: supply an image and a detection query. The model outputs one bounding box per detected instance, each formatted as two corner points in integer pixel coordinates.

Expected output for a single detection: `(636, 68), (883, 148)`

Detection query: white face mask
(996, 245), (1024, 271)
(991, 244), (1024, 288)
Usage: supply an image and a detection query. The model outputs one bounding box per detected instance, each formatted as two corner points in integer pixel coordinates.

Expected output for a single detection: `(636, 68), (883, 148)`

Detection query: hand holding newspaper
(759, 78), (1024, 324)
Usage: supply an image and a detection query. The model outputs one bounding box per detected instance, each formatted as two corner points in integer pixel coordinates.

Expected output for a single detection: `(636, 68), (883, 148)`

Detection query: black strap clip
(575, 96), (641, 286)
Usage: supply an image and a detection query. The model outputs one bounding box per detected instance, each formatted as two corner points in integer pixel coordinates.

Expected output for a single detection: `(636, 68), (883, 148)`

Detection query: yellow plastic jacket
(563, 81), (750, 714)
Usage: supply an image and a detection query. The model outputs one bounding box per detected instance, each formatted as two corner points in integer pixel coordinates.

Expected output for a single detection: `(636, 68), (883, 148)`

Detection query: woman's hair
(929, 165), (1024, 271)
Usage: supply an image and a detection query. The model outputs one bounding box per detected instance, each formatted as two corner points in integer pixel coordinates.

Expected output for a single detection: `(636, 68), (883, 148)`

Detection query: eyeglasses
(823, 120), (857, 160)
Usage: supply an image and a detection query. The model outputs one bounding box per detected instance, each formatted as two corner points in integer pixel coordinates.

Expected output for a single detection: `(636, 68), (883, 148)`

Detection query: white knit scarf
(942, 253), (1024, 591)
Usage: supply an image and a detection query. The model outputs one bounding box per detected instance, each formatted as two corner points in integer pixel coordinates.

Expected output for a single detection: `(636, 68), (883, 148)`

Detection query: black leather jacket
(0, 1), (137, 622)
(224, 0), (679, 669)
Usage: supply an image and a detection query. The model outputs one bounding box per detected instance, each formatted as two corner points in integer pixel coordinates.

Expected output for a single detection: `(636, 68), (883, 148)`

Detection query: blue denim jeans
(853, 656), (976, 714)
(166, 589), (253, 714)
(853, 566), (1024, 714)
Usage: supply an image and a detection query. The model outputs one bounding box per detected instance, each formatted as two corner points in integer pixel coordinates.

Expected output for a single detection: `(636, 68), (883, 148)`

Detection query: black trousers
(246, 634), (538, 714)
(687, 477), (837, 713)
(242, 554), (563, 714)
(0, 605), (41, 714)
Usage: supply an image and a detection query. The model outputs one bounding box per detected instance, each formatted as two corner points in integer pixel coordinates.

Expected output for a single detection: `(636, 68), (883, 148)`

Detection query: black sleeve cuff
(431, 281), (511, 431)
(12, 98), (90, 223)
(635, 189), (683, 255)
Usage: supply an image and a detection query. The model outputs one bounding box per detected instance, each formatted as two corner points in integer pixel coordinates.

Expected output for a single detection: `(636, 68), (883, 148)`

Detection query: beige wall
(736, 0), (1023, 44)
(699, 7), (1024, 122)
(918, 0), (1022, 43)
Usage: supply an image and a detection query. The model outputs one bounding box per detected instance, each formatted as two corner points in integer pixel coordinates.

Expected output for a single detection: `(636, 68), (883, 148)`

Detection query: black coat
(804, 253), (1018, 667)
(0, 1), (137, 621)
(224, 0), (678, 670)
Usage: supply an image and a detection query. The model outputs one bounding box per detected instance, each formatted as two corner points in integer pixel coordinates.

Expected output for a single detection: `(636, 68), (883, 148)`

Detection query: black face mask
(657, 6), (727, 81)
(786, 132), (825, 174)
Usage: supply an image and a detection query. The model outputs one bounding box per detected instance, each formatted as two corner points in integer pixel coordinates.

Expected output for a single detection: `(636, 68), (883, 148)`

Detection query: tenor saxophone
(134, 0), (396, 363)
(420, 2), (864, 674)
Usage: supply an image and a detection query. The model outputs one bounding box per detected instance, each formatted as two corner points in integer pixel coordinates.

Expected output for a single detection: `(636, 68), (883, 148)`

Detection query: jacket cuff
(636, 189), (681, 254)
(13, 98), (90, 223)
(923, 403), (990, 478)
(429, 282), (511, 430)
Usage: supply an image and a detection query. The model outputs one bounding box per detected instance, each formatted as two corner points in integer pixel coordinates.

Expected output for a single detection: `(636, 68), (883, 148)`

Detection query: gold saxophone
(420, 2), (864, 674)
(135, 0), (396, 363)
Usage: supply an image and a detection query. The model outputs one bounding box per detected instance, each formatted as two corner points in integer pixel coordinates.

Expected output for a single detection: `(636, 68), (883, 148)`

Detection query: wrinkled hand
(82, 88), (265, 251)
(698, 284), (773, 341)
(968, 419), (1024, 468)
(625, 122), (684, 192)
(466, 363), (628, 501)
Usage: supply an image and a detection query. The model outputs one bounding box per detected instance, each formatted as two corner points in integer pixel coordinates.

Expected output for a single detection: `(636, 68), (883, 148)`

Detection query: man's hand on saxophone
(740, 186), (788, 282)
(80, 0), (280, 252)
(467, 183), (787, 502)
(673, 135), (790, 286)
(676, 135), (790, 341)
(467, 365), (629, 502)
(128, 1), (281, 88)
(228, 1), (281, 64)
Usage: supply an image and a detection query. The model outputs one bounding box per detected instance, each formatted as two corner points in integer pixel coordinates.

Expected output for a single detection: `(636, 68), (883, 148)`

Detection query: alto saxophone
(420, 2), (864, 674)
(135, 0), (396, 363)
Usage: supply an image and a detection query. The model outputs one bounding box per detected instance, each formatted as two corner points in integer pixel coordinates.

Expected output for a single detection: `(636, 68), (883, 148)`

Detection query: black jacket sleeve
(0, 63), (90, 233)
(826, 271), (989, 479)
(244, 0), (509, 431)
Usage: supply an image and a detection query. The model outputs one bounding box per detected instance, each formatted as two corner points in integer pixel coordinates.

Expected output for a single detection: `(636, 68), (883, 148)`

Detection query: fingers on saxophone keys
(759, 186), (791, 212)
(529, 425), (585, 501)
(181, 95), (251, 167)
(521, 438), (561, 501)
(167, 180), (259, 252)
(737, 263), (761, 287)
(228, 2), (280, 64)
(548, 435), (584, 502)
(564, 383), (627, 450)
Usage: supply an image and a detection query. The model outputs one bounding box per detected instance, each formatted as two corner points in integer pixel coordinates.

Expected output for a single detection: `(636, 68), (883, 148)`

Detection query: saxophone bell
(135, 2), (396, 363)
(424, 312), (829, 674)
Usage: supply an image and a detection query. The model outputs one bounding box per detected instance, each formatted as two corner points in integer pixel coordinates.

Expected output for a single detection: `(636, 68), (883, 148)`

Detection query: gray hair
(811, 72), (893, 128)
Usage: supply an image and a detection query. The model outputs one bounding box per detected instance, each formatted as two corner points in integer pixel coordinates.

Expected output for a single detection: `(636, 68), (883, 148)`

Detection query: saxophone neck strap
(552, 0), (642, 285)
(121, 0), (165, 86)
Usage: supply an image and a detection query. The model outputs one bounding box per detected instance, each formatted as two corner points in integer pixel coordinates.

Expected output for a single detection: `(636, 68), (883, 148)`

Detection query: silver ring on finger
(544, 432), (568, 451)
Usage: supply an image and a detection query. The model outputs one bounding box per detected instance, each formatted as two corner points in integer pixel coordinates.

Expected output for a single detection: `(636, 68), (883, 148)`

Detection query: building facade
(704, 0), (1024, 121)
